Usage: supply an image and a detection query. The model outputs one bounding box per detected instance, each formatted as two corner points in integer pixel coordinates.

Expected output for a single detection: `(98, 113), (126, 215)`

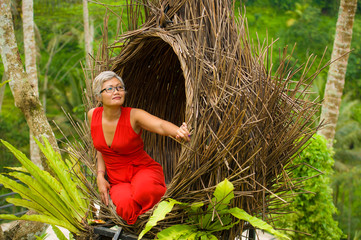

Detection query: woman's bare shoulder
(87, 108), (96, 119)
(130, 108), (149, 118)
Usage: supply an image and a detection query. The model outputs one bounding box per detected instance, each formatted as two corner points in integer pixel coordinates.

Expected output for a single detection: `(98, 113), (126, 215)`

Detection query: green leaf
(6, 170), (84, 229)
(52, 225), (69, 240)
(4, 166), (29, 173)
(0, 80), (10, 88)
(1, 140), (71, 215)
(190, 202), (204, 212)
(203, 179), (234, 228)
(157, 224), (197, 240)
(6, 171), (77, 223)
(213, 179), (234, 207)
(228, 208), (290, 240)
(138, 199), (181, 240)
(185, 232), (198, 240)
(187, 202), (204, 224)
(34, 231), (49, 240)
(0, 214), (80, 234)
(200, 233), (217, 240)
(0, 139), (87, 233)
(6, 198), (49, 216)
(35, 137), (88, 213)
(0, 174), (36, 201)
(69, 232), (75, 240)
(207, 216), (237, 232)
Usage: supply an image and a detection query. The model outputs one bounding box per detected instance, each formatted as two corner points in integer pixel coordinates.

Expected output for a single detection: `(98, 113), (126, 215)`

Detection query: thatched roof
(72, 0), (325, 238)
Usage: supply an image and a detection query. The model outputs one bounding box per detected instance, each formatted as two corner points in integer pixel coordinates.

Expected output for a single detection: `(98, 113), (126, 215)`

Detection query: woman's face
(100, 77), (125, 107)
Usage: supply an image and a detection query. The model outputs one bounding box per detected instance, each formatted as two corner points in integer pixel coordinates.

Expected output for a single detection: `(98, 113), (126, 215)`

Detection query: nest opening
(112, 36), (187, 183)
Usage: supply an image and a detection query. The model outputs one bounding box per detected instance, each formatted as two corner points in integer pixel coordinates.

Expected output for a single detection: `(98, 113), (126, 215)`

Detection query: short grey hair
(93, 71), (125, 98)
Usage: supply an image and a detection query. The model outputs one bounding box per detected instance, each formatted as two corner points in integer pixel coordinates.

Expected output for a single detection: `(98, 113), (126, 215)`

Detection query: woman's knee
(133, 182), (166, 203)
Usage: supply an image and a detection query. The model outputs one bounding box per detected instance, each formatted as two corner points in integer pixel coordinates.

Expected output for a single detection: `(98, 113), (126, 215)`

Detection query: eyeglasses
(100, 86), (125, 94)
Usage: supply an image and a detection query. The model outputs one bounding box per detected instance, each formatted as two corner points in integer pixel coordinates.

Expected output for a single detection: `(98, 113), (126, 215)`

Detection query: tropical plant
(332, 165), (361, 240)
(35, 225), (75, 240)
(139, 179), (290, 240)
(354, 230), (361, 240)
(285, 2), (310, 27)
(0, 136), (91, 235)
(331, 97), (361, 239)
(275, 134), (343, 240)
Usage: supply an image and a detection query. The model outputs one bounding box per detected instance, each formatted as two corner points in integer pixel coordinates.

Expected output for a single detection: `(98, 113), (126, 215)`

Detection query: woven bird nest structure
(72, 0), (325, 238)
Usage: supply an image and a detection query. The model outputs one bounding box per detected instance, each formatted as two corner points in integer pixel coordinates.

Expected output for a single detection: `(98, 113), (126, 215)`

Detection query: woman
(88, 71), (190, 225)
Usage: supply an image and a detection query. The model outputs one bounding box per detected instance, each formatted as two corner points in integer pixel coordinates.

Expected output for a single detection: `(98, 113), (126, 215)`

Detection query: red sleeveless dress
(91, 106), (166, 224)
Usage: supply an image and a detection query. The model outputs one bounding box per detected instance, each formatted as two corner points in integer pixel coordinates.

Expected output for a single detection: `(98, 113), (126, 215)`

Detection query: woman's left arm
(131, 109), (191, 142)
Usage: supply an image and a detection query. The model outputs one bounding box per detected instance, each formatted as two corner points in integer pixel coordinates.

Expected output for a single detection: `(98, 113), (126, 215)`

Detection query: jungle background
(0, 0), (360, 239)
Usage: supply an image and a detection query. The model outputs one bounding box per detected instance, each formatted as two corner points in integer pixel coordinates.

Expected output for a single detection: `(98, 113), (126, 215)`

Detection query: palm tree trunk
(318, 0), (358, 147)
(83, 0), (93, 68)
(23, 0), (42, 169)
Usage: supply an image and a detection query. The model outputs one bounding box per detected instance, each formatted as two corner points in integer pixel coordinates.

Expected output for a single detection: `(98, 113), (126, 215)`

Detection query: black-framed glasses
(100, 86), (125, 94)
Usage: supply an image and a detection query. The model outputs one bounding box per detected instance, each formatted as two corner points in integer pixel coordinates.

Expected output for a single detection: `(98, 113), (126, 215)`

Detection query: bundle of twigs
(64, 0), (328, 238)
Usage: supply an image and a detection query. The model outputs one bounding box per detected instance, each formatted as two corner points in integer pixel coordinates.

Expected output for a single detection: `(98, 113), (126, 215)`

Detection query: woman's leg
(109, 183), (141, 224)
(131, 166), (167, 215)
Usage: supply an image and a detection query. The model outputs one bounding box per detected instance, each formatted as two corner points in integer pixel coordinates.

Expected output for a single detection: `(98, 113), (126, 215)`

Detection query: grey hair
(93, 71), (125, 99)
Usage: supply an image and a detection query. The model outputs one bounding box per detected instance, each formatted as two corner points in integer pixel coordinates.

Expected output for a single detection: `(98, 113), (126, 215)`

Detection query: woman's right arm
(88, 108), (110, 206)
(96, 151), (110, 206)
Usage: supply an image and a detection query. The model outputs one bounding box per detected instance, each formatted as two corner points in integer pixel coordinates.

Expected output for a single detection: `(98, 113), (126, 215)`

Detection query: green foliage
(35, 225), (75, 240)
(245, 0), (341, 13)
(331, 97), (361, 239)
(35, 232), (49, 240)
(0, 80), (9, 88)
(276, 134), (343, 239)
(242, 1), (335, 103)
(245, 0), (296, 10)
(51, 225), (75, 240)
(0, 137), (90, 234)
(138, 199), (182, 239)
(344, 16), (361, 99)
(0, 101), (29, 173)
(332, 166), (361, 240)
(139, 179), (289, 240)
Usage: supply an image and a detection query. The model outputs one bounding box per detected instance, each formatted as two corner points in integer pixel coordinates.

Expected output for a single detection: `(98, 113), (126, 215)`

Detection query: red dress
(91, 106), (166, 224)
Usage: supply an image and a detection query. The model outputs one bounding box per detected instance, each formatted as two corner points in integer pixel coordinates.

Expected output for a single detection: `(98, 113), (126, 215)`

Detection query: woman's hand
(176, 122), (191, 142)
(97, 174), (110, 206)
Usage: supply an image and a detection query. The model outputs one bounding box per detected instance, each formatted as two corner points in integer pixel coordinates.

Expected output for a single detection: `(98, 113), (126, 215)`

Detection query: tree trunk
(23, 0), (42, 169)
(1, 1), (56, 238)
(23, 0), (38, 91)
(0, 0), (58, 171)
(83, 0), (93, 69)
(0, 225), (4, 240)
(3, 211), (48, 240)
(318, 0), (358, 147)
(0, 72), (7, 114)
